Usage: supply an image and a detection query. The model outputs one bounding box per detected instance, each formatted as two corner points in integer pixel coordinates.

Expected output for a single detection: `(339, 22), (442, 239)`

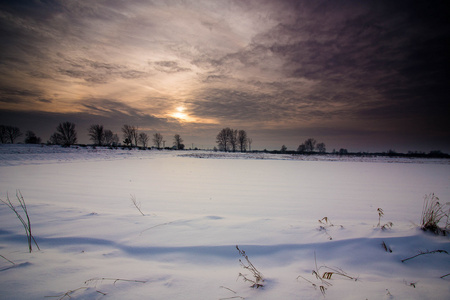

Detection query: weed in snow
(0, 190), (40, 252)
(236, 245), (264, 288)
(420, 193), (449, 235)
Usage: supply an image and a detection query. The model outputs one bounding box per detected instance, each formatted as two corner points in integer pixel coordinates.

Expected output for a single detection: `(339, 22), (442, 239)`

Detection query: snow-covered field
(0, 144), (449, 299)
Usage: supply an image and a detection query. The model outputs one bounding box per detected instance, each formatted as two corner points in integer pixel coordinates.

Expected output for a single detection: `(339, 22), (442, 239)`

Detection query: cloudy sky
(1, 0), (449, 152)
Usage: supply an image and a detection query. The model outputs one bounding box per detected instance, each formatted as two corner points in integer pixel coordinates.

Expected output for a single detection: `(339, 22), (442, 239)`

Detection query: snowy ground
(0, 144), (449, 299)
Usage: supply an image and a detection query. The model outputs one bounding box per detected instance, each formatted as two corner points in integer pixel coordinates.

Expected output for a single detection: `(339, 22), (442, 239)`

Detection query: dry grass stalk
(376, 208), (393, 230)
(298, 252), (357, 297)
(0, 190), (40, 252)
(401, 249), (448, 263)
(318, 217), (343, 240)
(380, 222), (393, 231)
(219, 286), (245, 300)
(236, 245), (264, 288)
(421, 193), (449, 235)
(46, 277), (145, 299)
(130, 194), (145, 216)
(297, 252), (330, 297)
(377, 208), (384, 227)
(297, 274), (328, 297)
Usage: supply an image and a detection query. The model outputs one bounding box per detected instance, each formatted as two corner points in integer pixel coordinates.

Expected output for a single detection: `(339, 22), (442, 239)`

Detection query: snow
(0, 144), (449, 299)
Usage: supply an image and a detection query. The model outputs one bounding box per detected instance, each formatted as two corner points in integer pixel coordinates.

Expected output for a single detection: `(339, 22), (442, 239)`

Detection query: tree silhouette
(238, 130), (248, 152)
(297, 144), (306, 153)
(132, 126), (139, 147)
(173, 134), (184, 150)
(88, 124), (104, 146)
(304, 138), (316, 152)
(153, 132), (163, 148)
(247, 137), (252, 152)
(0, 125), (6, 143)
(104, 130), (119, 147)
(216, 128), (232, 151)
(316, 142), (326, 153)
(122, 125), (137, 147)
(51, 122), (77, 146)
(25, 131), (41, 144)
(138, 132), (149, 148)
(230, 129), (238, 152)
(3, 125), (23, 143)
(297, 138), (319, 153)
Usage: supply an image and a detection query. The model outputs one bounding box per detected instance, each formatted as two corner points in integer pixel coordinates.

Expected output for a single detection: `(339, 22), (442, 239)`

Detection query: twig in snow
(440, 273), (450, 278)
(236, 245), (264, 288)
(401, 249), (448, 263)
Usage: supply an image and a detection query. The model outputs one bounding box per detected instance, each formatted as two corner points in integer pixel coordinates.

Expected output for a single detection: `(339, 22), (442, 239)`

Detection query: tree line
(0, 122), (185, 149)
(2, 123), (449, 158)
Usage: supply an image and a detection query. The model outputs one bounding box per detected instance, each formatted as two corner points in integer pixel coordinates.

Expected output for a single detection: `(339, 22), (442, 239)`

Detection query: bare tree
(216, 128), (228, 151)
(48, 132), (61, 145)
(25, 131), (41, 144)
(247, 137), (252, 152)
(112, 133), (119, 146)
(88, 124), (104, 146)
(229, 129), (238, 152)
(122, 125), (137, 147)
(281, 145), (287, 153)
(238, 130), (248, 152)
(304, 138), (316, 152)
(104, 129), (115, 146)
(153, 132), (163, 148)
(216, 127), (235, 151)
(316, 142), (326, 153)
(0, 125), (7, 143)
(51, 122), (77, 146)
(3, 125), (23, 143)
(297, 144), (306, 153)
(173, 134), (184, 150)
(138, 132), (149, 148)
(132, 126), (139, 147)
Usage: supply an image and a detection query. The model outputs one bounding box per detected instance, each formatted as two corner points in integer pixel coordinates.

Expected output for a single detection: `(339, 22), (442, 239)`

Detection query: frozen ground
(0, 144), (449, 299)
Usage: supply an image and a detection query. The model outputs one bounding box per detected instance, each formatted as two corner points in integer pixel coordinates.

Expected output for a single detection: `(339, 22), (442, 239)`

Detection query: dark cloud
(57, 56), (150, 84)
(152, 61), (192, 73)
(79, 99), (166, 125)
(0, 87), (43, 104)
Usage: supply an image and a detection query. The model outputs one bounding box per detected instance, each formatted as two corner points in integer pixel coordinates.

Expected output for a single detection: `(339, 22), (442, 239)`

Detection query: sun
(169, 105), (218, 124)
(171, 106), (190, 121)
